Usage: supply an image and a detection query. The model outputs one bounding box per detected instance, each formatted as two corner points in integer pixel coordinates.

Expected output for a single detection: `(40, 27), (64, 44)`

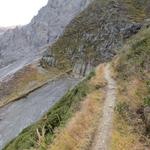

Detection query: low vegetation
(48, 91), (103, 150)
(3, 79), (90, 150)
(110, 27), (150, 149)
(3, 64), (106, 150)
(0, 63), (65, 107)
(122, 0), (150, 21)
(46, 64), (106, 150)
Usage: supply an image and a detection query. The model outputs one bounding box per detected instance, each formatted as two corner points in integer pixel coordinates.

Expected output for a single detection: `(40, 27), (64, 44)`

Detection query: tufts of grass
(48, 90), (103, 150)
(111, 27), (150, 149)
(111, 115), (139, 150)
(111, 78), (149, 149)
(47, 64), (106, 150)
(3, 69), (96, 150)
(115, 101), (129, 117)
(122, 0), (150, 22)
(144, 96), (150, 106)
(115, 27), (150, 80)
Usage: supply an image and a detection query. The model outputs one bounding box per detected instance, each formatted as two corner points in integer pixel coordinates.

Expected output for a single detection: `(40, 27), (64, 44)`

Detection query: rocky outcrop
(73, 62), (93, 77)
(0, 0), (92, 67)
(120, 23), (143, 39)
(41, 0), (150, 76)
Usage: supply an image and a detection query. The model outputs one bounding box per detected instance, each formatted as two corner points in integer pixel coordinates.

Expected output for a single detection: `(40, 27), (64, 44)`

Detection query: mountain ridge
(0, 0), (92, 67)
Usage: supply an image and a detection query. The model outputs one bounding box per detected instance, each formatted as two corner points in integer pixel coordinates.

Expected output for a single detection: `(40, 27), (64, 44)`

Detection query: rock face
(0, 28), (8, 36)
(41, 0), (150, 76)
(0, 0), (92, 67)
(120, 23), (143, 39)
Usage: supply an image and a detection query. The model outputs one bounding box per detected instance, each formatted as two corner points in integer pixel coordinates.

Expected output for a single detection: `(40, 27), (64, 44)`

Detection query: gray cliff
(0, 0), (92, 67)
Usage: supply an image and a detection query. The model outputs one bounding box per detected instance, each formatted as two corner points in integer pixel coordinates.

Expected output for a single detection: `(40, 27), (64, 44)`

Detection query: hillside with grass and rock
(0, 0), (150, 150)
(0, 0), (91, 68)
(40, 0), (150, 75)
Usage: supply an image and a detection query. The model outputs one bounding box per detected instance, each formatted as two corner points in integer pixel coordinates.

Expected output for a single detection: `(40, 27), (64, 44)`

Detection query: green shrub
(115, 101), (129, 116)
(86, 69), (95, 80)
(144, 96), (150, 106)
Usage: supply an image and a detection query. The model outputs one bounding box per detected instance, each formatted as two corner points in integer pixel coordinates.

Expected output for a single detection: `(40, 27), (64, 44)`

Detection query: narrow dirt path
(92, 64), (116, 150)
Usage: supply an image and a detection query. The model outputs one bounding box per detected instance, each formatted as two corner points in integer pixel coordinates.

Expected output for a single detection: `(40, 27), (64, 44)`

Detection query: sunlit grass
(48, 90), (103, 150)
(110, 27), (150, 149)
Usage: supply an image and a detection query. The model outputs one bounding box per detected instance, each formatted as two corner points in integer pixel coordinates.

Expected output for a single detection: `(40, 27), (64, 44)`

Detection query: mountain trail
(92, 64), (116, 150)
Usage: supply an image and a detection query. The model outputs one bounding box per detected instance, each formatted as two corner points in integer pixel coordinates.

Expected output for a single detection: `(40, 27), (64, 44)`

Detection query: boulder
(120, 23), (143, 39)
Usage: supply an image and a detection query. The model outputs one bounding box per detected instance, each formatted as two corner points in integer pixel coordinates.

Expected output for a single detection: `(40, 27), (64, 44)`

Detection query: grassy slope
(3, 70), (96, 150)
(46, 65), (106, 150)
(111, 27), (150, 149)
(0, 64), (64, 107)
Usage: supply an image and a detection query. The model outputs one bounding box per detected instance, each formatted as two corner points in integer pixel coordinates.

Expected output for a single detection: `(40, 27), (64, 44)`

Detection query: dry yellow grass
(0, 63), (64, 107)
(90, 63), (106, 87)
(116, 78), (147, 109)
(26, 64), (106, 150)
(48, 91), (103, 150)
(111, 120), (140, 150)
(36, 64), (106, 150)
(110, 68), (149, 150)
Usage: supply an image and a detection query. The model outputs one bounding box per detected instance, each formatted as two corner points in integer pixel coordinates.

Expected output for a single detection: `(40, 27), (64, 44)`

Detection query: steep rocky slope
(41, 0), (150, 76)
(0, 0), (92, 67)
